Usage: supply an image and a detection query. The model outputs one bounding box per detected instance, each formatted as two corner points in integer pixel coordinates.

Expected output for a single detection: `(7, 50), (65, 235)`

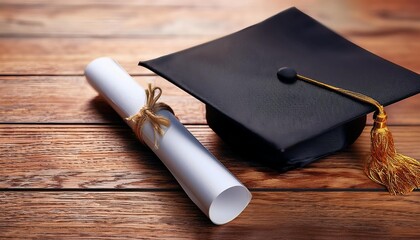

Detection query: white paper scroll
(85, 57), (251, 225)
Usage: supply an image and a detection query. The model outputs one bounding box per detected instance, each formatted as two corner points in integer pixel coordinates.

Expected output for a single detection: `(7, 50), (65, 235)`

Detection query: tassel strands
(367, 108), (420, 195)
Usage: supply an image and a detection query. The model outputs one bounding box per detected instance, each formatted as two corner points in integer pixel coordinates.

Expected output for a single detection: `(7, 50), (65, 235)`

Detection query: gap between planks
(1, 124), (419, 190)
(0, 191), (419, 239)
(2, 188), (416, 193)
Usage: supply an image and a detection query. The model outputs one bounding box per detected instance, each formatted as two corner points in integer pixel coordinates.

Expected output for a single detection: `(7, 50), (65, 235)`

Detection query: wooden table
(1, 0), (419, 239)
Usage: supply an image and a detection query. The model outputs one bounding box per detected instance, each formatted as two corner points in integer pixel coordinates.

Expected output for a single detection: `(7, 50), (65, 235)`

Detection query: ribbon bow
(126, 84), (174, 149)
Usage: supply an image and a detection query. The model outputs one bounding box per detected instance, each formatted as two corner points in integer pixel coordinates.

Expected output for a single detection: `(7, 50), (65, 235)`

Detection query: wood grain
(0, 37), (214, 75)
(1, 0), (419, 238)
(0, 191), (419, 239)
(0, 0), (418, 37)
(0, 76), (205, 124)
(0, 0), (417, 75)
(0, 33), (418, 76)
(0, 0), (280, 37)
(0, 76), (419, 125)
(1, 125), (419, 189)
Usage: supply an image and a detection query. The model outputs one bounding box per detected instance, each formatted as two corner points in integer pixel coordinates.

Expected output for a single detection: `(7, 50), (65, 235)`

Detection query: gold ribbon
(126, 84), (174, 149)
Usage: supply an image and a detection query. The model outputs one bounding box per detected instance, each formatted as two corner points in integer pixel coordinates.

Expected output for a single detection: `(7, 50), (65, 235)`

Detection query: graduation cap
(139, 7), (420, 194)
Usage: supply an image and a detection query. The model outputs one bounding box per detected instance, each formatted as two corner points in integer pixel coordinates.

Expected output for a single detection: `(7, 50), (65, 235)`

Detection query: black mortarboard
(139, 7), (420, 194)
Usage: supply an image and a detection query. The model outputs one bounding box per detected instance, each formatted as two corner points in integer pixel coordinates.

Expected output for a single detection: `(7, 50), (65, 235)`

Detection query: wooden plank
(0, 37), (214, 75)
(0, 2), (417, 75)
(0, 33), (419, 76)
(0, 0), (418, 37)
(0, 191), (419, 239)
(0, 1), (291, 37)
(1, 125), (419, 189)
(0, 76), (419, 125)
(0, 76), (205, 124)
(0, 0), (269, 6)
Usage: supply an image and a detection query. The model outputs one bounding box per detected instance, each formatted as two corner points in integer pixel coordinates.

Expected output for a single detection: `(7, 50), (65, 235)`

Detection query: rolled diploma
(85, 57), (251, 225)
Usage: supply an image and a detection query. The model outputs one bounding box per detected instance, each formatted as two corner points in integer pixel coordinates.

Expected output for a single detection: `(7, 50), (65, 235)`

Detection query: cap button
(277, 67), (297, 84)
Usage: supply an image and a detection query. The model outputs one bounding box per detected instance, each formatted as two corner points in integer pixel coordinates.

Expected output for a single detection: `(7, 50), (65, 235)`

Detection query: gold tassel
(126, 84), (174, 150)
(366, 109), (420, 195)
(276, 68), (420, 195)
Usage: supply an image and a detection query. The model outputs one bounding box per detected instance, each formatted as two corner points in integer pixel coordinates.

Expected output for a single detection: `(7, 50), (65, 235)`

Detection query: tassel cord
(297, 74), (385, 115)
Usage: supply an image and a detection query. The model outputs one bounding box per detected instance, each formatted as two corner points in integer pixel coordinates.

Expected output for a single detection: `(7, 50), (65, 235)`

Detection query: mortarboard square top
(139, 7), (420, 171)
